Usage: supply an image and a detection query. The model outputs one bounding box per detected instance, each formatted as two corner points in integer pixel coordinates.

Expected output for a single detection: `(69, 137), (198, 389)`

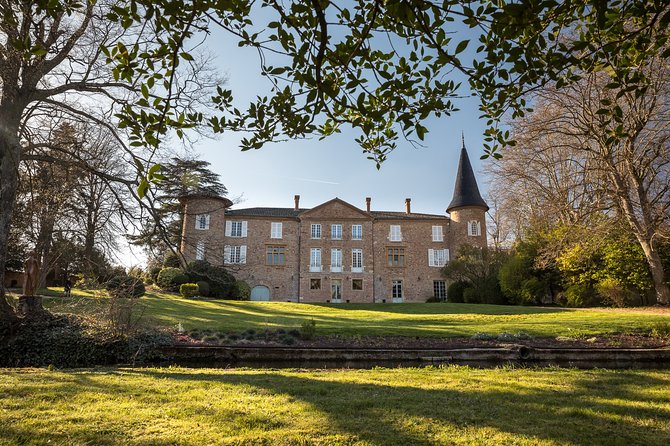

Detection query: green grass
(28, 288), (670, 338)
(0, 366), (668, 445)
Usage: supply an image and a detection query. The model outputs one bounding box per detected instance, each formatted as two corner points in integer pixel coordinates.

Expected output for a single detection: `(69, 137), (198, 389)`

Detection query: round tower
(447, 136), (489, 252)
(179, 194), (232, 265)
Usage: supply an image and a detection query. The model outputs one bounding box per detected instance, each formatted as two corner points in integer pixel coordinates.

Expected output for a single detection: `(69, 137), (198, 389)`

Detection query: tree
(3, 1), (670, 333)
(493, 65), (670, 304)
(441, 245), (508, 304)
(129, 157), (227, 258)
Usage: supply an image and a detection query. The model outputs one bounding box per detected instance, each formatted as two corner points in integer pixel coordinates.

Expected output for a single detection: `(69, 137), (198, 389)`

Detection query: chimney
(365, 197), (371, 212)
(294, 195), (300, 211)
(405, 198), (411, 214)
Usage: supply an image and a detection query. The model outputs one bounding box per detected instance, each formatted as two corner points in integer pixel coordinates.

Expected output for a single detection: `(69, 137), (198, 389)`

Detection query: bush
(519, 277), (546, 305)
(187, 261), (236, 298)
(146, 265), (162, 285)
(564, 283), (599, 307)
(105, 275), (145, 299)
(156, 267), (183, 291)
(300, 319), (317, 340)
(425, 296), (441, 303)
(163, 252), (181, 268)
(447, 281), (469, 303)
(234, 280), (251, 300)
(596, 278), (636, 307)
(196, 281), (210, 297)
(180, 283), (199, 298)
(0, 315), (172, 367)
(463, 287), (478, 303)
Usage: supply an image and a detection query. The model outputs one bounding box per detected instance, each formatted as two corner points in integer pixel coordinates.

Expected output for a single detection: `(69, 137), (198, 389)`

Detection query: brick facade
(179, 144), (488, 302)
(180, 197), (488, 302)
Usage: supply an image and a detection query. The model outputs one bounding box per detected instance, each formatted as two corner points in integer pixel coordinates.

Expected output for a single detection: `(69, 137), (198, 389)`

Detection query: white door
(250, 286), (270, 301)
(331, 280), (342, 303)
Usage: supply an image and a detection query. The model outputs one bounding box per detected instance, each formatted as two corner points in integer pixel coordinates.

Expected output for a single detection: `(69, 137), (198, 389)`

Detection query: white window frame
(428, 249), (449, 267)
(351, 224), (363, 240)
(432, 225), (444, 242)
(195, 214), (210, 230)
(224, 245), (247, 264)
(330, 248), (342, 272)
(392, 280), (403, 303)
(389, 225), (402, 242)
(468, 220), (481, 237)
(331, 224), (342, 240)
(351, 248), (363, 273)
(195, 240), (205, 260)
(310, 248), (322, 272)
(271, 222), (283, 239)
(311, 224), (322, 239)
(226, 220), (247, 238)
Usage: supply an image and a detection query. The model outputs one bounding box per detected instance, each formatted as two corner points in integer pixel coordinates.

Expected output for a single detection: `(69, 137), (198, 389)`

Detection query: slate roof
(225, 207), (448, 220)
(447, 139), (489, 212)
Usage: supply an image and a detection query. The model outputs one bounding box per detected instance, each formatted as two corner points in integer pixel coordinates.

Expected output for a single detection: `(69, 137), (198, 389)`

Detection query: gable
(299, 198), (371, 220)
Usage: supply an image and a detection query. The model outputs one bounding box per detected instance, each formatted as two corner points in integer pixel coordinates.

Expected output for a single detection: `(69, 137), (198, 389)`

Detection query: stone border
(158, 345), (670, 369)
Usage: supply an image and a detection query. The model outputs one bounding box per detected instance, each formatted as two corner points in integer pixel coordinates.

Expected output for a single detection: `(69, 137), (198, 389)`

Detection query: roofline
(179, 194), (233, 208)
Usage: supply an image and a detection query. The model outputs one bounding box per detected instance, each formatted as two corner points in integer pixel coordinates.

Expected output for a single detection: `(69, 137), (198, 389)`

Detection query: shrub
(463, 287), (478, 303)
(650, 321), (670, 339)
(186, 261), (236, 298)
(173, 273), (191, 287)
(425, 296), (441, 303)
(564, 283), (599, 307)
(519, 277), (546, 305)
(196, 281), (210, 297)
(105, 275), (145, 299)
(447, 281), (469, 303)
(146, 265), (162, 285)
(234, 280), (251, 300)
(156, 267), (183, 291)
(180, 283), (200, 298)
(163, 252), (181, 268)
(596, 278), (636, 307)
(300, 319), (317, 340)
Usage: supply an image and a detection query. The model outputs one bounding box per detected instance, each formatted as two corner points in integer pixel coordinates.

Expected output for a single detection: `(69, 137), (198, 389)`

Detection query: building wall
(180, 197), (229, 265)
(298, 200), (375, 303)
(180, 198), (487, 303)
(448, 206), (488, 254)
(223, 217), (301, 301)
(372, 219), (450, 303)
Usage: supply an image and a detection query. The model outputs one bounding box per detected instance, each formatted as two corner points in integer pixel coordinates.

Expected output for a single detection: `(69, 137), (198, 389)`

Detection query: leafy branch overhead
(102, 0), (670, 167)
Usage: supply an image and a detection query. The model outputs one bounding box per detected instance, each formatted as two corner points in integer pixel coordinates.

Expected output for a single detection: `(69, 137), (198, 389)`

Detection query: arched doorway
(250, 285), (271, 301)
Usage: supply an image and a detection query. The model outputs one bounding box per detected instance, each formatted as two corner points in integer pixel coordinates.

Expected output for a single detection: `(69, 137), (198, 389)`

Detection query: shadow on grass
(5, 368), (663, 446)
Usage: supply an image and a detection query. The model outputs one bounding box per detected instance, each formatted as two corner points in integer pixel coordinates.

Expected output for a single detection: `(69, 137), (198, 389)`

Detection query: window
(389, 225), (402, 241)
(271, 222), (283, 239)
(434, 281), (446, 300)
(392, 280), (403, 299)
(226, 220), (247, 237)
(310, 248), (322, 272)
(310, 278), (321, 290)
(330, 248), (342, 272)
(352, 279), (363, 290)
(351, 224), (362, 240)
(331, 279), (342, 302)
(387, 247), (405, 267)
(432, 225), (444, 242)
(331, 224), (342, 240)
(351, 249), (363, 273)
(224, 245), (247, 264)
(195, 214), (210, 230)
(266, 245), (285, 265)
(428, 249), (449, 267)
(195, 241), (205, 260)
(468, 220), (481, 237)
(311, 224), (322, 239)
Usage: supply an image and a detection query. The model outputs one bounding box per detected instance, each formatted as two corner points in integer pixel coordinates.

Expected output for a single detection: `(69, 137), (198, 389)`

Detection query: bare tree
(490, 62), (670, 304)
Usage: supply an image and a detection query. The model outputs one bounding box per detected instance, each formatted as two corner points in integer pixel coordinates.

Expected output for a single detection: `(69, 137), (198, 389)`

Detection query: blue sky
(193, 26), (492, 216)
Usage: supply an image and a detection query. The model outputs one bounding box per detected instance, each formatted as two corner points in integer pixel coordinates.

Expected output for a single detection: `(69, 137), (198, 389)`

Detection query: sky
(122, 12), (494, 267)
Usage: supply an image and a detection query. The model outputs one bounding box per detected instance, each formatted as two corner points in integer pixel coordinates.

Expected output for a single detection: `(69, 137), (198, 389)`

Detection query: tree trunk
(0, 108), (23, 336)
(638, 238), (670, 305)
(36, 212), (56, 289)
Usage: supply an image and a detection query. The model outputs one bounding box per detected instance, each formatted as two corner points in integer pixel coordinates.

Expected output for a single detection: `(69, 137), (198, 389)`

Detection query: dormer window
(468, 220), (481, 237)
(195, 214), (210, 230)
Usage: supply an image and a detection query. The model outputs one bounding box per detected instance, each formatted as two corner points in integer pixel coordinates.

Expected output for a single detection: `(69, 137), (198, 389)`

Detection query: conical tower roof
(447, 135), (489, 213)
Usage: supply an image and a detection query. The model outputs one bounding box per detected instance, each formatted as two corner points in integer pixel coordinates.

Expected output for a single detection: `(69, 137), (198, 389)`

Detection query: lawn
(30, 288), (670, 338)
(0, 366), (668, 445)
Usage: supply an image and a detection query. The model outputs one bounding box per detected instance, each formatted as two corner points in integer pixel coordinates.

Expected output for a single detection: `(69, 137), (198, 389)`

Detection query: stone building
(180, 142), (488, 302)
